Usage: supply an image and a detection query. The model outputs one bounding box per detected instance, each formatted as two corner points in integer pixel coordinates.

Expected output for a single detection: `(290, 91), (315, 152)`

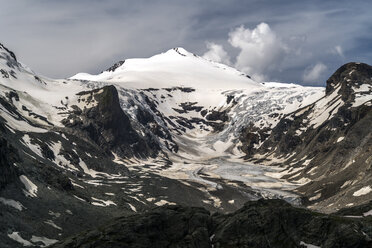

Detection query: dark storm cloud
(1, 0), (371, 85)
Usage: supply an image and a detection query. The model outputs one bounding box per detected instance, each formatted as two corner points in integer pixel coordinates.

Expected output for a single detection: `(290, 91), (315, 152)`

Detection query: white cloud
(202, 42), (231, 65)
(302, 62), (327, 83)
(227, 23), (288, 82)
(332, 45), (344, 57)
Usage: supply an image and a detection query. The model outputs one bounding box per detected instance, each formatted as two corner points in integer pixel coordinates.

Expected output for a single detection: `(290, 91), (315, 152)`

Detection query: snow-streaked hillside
(0, 44), (326, 202)
(69, 47), (325, 201)
(1, 42), (372, 247)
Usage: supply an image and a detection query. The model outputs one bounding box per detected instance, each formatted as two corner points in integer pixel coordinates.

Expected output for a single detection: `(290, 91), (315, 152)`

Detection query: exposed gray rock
(0, 136), (19, 190)
(104, 60), (125, 72)
(62, 85), (160, 158)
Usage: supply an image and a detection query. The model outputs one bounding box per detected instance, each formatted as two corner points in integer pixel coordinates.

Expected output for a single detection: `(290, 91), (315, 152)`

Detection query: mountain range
(0, 43), (371, 247)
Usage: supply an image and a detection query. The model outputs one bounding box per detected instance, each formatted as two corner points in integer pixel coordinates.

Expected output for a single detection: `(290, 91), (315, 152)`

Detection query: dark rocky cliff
(0, 136), (19, 190)
(62, 85), (160, 158)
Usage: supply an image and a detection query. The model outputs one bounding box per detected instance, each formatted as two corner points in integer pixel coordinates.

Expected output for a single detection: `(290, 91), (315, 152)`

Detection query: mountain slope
(0, 42), (371, 247)
(71, 47), (258, 90)
(240, 62), (372, 212)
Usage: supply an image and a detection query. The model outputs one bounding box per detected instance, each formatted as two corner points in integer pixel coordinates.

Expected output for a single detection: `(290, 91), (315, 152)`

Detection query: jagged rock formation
(104, 60), (125, 72)
(62, 85), (160, 158)
(51, 199), (372, 248)
(0, 136), (19, 190)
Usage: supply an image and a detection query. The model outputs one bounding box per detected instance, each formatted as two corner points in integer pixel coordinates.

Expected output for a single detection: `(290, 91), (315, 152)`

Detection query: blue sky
(1, 0), (371, 85)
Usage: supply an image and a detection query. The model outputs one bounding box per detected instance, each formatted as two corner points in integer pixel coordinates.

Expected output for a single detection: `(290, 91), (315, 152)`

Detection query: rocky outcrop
(104, 60), (125, 72)
(51, 199), (372, 248)
(326, 62), (372, 99)
(0, 43), (19, 71)
(62, 85), (160, 158)
(0, 136), (19, 190)
(0, 118), (19, 190)
(0, 43), (17, 62)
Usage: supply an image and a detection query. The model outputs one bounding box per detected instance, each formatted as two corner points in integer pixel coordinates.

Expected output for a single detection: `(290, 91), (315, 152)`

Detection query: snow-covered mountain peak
(170, 47), (195, 57)
(71, 47), (260, 90)
(101, 48), (193, 74)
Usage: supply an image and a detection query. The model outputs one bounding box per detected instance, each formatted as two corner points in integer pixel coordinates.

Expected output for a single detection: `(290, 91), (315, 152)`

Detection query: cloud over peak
(202, 42), (231, 65)
(203, 22), (288, 82)
(303, 62), (328, 83)
(229, 23), (287, 82)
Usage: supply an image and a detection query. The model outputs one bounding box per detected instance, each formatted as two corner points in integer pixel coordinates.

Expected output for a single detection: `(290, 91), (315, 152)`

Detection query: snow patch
(154, 199), (176, 206)
(49, 141), (79, 171)
(91, 197), (117, 207)
(341, 180), (352, 189)
(0, 197), (24, 211)
(353, 186), (372, 196)
(300, 241), (321, 248)
(73, 195), (86, 202)
(128, 203), (137, 212)
(302, 158), (313, 166)
(7, 232), (33, 246)
(21, 135), (43, 158)
(44, 220), (62, 230)
(19, 175), (38, 197)
(363, 209), (372, 217)
(30, 236), (58, 247)
(309, 193), (321, 201)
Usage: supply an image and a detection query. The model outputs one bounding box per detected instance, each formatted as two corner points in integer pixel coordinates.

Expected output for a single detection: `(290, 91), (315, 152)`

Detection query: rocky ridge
(240, 62), (372, 212)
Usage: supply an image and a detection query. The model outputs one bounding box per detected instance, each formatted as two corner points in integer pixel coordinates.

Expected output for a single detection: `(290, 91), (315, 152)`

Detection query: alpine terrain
(0, 43), (371, 247)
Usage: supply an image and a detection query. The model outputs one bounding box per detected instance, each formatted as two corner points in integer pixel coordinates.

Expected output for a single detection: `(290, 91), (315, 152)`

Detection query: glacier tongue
(114, 82), (323, 204)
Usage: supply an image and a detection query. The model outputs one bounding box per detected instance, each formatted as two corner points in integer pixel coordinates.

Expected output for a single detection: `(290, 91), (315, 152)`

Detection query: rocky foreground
(51, 199), (372, 248)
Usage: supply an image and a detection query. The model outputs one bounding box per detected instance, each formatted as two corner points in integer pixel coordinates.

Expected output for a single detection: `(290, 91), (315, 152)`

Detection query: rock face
(0, 136), (19, 189)
(104, 60), (125, 72)
(62, 85), (160, 158)
(326, 62), (372, 98)
(51, 199), (372, 248)
(0, 113), (19, 190)
(0, 43), (17, 62)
